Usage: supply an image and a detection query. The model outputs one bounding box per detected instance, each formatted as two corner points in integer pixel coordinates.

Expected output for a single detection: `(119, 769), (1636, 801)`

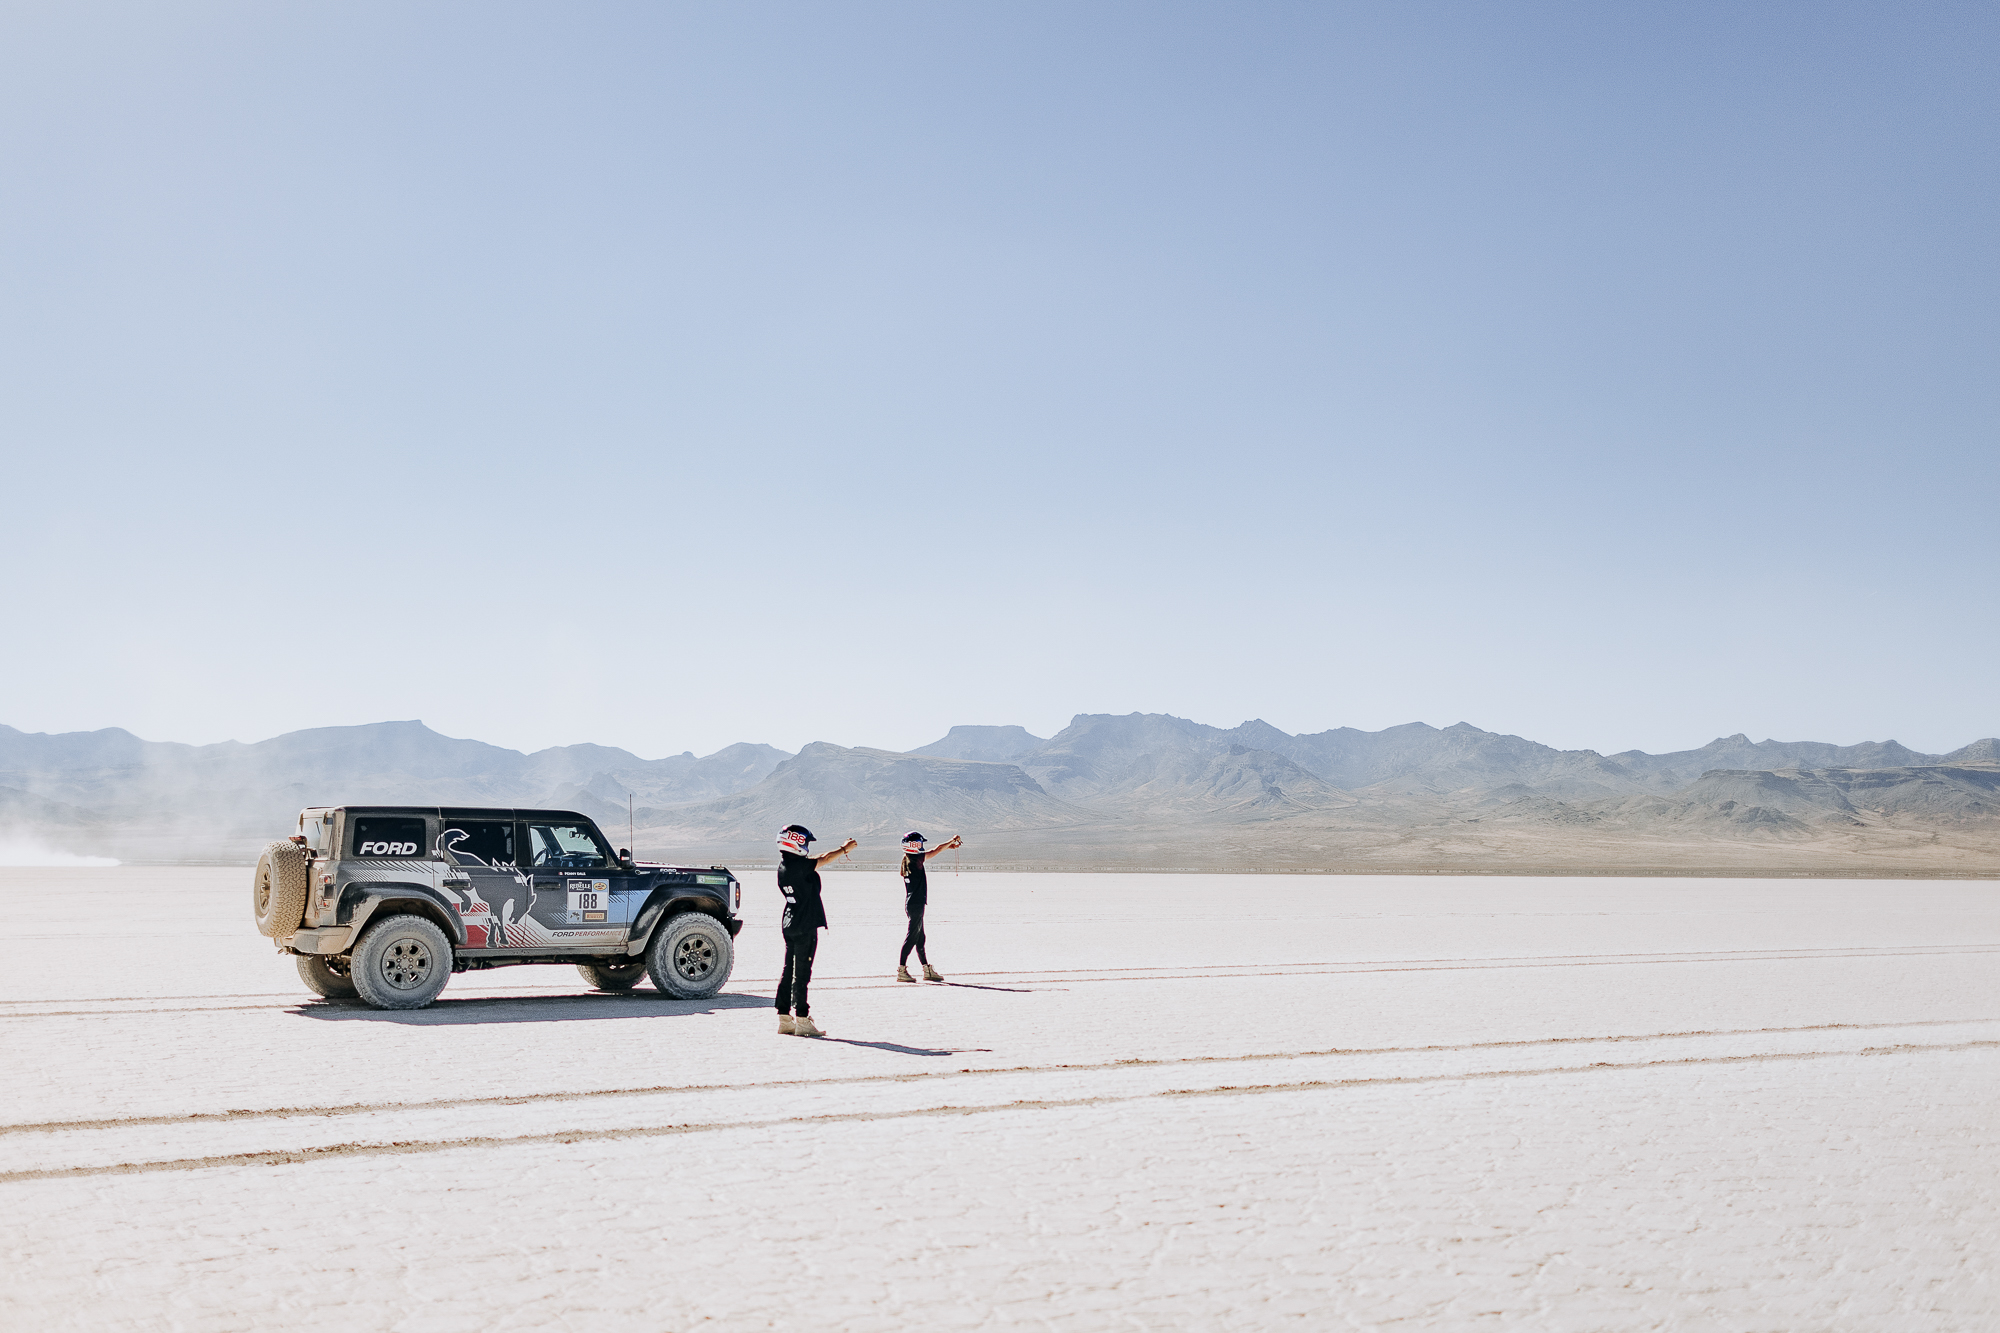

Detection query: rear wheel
(646, 913), (733, 999)
(252, 842), (310, 938)
(578, 961), (647, 992)
(297, 953), (358, 999)
(351, 914), (452, 1010)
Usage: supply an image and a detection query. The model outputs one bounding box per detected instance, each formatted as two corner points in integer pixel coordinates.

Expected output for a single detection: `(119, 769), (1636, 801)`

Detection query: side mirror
(618, 848), (633, 867)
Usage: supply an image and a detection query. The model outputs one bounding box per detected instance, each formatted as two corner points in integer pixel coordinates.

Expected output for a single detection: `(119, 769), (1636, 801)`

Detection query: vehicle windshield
(525, 821), (608, 869)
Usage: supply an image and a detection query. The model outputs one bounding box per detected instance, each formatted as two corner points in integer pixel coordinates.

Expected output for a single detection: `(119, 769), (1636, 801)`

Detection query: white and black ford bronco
(252, 806), (742, 1010)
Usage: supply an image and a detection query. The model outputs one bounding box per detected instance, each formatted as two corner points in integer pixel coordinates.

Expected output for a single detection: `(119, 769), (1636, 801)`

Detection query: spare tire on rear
(253, 841), (310, 938)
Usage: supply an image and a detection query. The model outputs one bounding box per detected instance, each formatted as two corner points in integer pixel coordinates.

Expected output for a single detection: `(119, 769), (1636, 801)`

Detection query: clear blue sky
(3, 2), (1994, 759)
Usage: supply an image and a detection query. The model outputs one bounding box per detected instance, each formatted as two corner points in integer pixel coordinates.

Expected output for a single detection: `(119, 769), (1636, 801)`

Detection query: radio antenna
(628, 793), (635, 862)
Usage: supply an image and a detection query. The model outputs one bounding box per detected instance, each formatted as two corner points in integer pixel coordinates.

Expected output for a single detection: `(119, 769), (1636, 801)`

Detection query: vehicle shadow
(291, 990), (774, 1025)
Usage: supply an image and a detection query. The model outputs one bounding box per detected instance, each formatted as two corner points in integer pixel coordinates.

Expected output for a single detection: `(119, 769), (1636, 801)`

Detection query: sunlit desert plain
(2, 867), (1996, 1329)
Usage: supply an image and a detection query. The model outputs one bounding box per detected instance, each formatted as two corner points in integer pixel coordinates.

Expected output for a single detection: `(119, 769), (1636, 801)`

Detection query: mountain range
(2, 713), (1996, 873)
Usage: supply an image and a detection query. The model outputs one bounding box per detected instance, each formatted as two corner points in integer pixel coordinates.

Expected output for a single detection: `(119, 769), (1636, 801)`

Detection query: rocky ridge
(2, 715), (1995, 872)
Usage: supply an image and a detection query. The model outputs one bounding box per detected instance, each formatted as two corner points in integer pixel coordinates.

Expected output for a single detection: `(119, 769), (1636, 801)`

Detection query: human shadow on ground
(291, 990), (773, 1026)
(809, 1037), (993, 1057)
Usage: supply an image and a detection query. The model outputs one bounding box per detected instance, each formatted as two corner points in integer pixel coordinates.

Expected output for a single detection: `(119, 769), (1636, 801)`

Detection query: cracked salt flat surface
(1, 868), (1997, 1329)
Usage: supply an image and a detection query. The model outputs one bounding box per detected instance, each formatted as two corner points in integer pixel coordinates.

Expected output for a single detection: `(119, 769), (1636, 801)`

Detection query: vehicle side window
(440, 820), (514, 866)
(352, 816), (426, 859)
(524, 822), (608, 869)
(303, 813), (334, 854)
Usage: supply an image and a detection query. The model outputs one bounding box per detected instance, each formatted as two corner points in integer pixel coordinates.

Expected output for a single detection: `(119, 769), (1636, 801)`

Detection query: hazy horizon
(6, 709), (1995, 767)
(4, 3), (1994, 759)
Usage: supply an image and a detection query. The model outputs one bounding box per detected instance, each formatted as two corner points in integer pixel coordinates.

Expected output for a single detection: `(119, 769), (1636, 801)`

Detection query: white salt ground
(0, 868), (1996, 1330)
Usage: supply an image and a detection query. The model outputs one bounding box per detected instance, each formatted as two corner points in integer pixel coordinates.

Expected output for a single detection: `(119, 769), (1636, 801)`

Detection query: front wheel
(297, 953), (358, 999)
(351, 914), (453, 1010)
(646, 914), (733, 999)
(578, 961), (647, 992)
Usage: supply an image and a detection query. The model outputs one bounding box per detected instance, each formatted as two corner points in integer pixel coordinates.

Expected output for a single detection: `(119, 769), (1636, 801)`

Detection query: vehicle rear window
(352, 816), (427, 859)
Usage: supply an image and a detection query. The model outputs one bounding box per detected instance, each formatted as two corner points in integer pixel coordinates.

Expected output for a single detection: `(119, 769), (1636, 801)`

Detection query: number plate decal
(566, 880), (611, 923)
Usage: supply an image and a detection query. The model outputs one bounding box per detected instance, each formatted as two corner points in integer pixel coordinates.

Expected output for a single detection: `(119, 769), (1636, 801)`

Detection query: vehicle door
(435, 814), (534, 949)
(520, 818), (632, 947)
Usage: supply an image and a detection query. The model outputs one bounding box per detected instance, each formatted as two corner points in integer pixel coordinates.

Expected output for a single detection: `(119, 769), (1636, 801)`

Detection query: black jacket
(777, 851), (827, 934)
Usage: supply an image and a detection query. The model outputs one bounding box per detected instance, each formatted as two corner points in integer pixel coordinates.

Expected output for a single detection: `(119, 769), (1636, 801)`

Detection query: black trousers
(777, 928), (818, 1016)
(899, 905), (928, 966)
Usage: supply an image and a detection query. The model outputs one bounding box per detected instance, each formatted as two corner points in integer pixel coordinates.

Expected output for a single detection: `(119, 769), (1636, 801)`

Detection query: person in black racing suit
(896, 830), (962, 983)
(775, 824), (856, 1037)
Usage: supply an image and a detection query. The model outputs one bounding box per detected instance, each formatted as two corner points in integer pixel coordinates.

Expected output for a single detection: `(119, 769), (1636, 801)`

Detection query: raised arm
(921, 835), (962, 862)
(815, 837), (859, 868)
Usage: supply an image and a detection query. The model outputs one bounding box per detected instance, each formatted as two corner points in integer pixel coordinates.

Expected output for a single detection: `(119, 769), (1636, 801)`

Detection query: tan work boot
(778, 1014), (796, 1035)
(793, 1014), (824, 1038)
(922, 964), (944, 982)
(896, 966), (915, 983)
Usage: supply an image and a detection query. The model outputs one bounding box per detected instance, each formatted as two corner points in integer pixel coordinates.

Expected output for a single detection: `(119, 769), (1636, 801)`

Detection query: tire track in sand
(4, 1038), (1995, 1184)
(4, 1016), (1992, 1137)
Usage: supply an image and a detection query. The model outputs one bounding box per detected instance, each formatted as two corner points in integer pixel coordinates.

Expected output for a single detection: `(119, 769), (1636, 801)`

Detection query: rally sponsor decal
(567, 880), (611, 924)
(433, 827), (537, 948)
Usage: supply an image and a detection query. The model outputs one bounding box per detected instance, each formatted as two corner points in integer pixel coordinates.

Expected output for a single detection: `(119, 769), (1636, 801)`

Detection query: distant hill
(0, 721), (791, 859)
(2, 713), (1995, 872)
(1093, 744), (1353, 820)
(642, 713), (2000, 873)
(910, 725), (1047, 764)
(647, 743), (1085, 844)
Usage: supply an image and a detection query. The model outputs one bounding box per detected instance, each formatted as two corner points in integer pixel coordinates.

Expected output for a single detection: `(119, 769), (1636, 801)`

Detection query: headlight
(695, 872), (738, 913)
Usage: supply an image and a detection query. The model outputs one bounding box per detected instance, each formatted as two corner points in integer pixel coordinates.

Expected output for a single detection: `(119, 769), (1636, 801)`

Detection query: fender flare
(345, 886), (465, 950)
(628, 894), (738, 955)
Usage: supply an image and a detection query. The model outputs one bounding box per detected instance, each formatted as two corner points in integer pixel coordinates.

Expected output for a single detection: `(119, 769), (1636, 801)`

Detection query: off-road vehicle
(252, 806), (742, 1010)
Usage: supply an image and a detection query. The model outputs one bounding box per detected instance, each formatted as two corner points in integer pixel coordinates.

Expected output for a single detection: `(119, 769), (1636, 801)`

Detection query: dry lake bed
(2, 867), (1996, 1330)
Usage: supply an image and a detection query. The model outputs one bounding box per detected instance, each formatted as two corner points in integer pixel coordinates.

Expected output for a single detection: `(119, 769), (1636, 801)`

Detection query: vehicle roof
(304, 806), (598, 822)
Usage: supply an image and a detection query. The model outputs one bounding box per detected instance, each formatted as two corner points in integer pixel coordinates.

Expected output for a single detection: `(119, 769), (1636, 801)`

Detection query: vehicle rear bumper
(285, 926), (354, 955)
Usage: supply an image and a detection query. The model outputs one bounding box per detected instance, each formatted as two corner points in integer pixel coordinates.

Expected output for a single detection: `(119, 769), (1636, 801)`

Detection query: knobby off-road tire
(577, 961), (647, 992)
(646, 913), (733, 999)
(350, 914), (453, 1010)
(252, 841), (310, 938)
(297, 953), (359, 999)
